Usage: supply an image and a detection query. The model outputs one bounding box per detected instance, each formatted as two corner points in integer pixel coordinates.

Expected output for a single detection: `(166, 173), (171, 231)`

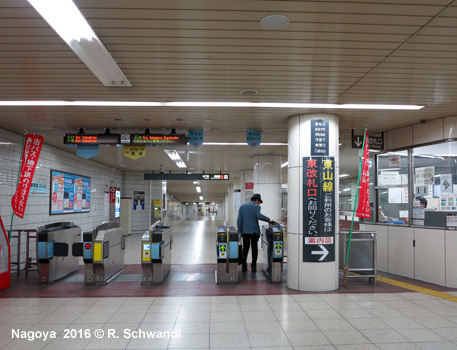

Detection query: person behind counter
(417, 196), (428, 208)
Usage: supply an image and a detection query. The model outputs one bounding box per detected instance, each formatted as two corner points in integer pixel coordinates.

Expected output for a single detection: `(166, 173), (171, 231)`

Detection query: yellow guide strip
(376, 276), (457, 304)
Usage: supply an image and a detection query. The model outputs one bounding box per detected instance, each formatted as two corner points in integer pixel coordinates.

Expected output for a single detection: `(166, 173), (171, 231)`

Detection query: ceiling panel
(1, 0), (457, 202)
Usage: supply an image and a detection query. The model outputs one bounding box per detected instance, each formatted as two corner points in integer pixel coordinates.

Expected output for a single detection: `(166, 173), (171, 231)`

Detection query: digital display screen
(130, 134), (187, 145)
(64, 134), (120, 145)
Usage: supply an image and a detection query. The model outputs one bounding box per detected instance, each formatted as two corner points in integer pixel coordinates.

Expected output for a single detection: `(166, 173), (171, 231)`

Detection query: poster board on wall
(50, 170), (91, 214)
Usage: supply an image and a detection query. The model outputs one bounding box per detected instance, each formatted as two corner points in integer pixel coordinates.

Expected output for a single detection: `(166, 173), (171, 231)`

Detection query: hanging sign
(11, 134), (44, 219)
(311, 120), (329, 156)
(124, 145), (146, 159)
(246, 130), (261, 148)
(188, 129), (204, 148)
(356, 131), (371, 219)
(303, 156), (335, 262)
(76, 144), (99, 159)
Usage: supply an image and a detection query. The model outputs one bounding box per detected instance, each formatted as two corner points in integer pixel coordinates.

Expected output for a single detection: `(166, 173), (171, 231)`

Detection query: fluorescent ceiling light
(196, 186), (201, 193)
(343, 188), (351, 191)
(0, 100), (424, 110)
(281, 162), (288, 168)
(339, 173), (350, 178)
(199, 196), (204, 201)
(163, 149), (187, 168)
(28, 0), (131, 87)
(193, 181), (199, 184)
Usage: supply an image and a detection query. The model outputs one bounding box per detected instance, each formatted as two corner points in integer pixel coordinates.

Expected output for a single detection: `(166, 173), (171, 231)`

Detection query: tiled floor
(1, 292), (457, 349)
(1, 217), (457, 349)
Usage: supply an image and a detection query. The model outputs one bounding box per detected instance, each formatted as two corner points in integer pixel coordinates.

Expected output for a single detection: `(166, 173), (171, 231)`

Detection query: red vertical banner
(11, 134), (44, 219)
(356, 131), (371, 218)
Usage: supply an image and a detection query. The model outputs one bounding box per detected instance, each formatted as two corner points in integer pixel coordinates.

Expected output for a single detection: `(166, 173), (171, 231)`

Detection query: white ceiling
(1, 0), (457, 202)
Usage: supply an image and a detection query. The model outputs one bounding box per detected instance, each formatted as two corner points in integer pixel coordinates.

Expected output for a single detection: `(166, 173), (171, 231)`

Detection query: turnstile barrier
(141, 221), (172, 285)
(81, 221), (126, 285)
(215, 225), (238, 284)
(37, 222), (81, 284)
(261, 223), (285, 283)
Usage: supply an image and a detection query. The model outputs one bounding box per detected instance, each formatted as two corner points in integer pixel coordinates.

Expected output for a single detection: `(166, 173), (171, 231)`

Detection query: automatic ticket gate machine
(82, 222), (126, 285)
(215, 225), (239, 284)
(37, 222), (81, 285)
(261, 223), (285, 283)
(141, 221), (172, 285)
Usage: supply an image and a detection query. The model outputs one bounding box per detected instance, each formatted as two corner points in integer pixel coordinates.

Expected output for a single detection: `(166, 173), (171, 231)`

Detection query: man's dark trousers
(242, 234), (259, 268)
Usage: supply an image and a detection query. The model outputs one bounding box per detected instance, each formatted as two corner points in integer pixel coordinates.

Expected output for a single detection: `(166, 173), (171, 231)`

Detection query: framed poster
(50, 170), (91, 214)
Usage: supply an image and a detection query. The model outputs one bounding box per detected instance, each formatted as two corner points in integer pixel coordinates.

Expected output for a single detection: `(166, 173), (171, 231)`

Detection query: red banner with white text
(356, 131), (371, 219)
(11, 134), (44, 219)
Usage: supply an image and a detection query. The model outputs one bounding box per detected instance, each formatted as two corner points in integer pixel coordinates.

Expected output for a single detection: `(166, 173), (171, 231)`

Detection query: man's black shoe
(251, 265), (257, 272)
(242, 265), (247, 272)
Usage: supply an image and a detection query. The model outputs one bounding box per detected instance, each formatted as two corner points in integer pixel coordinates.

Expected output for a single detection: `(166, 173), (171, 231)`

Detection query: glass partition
(412, 142), (457, 227)
(376, 150), (409, 224)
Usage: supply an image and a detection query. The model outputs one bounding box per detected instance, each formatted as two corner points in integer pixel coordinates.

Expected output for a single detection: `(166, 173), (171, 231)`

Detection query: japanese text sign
(311, 120), (329, 156)
(356, 131), (371, 219)
(11, 134), (44, 218)
(303, 156), (335, 262)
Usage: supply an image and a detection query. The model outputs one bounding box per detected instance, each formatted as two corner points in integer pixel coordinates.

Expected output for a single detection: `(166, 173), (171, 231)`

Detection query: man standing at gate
(237, 193), (273, 272)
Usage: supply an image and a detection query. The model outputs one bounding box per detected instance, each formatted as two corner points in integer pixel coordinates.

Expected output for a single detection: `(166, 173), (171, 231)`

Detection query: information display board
(303, 156), (335, 262)
(50, 170), (91, 214)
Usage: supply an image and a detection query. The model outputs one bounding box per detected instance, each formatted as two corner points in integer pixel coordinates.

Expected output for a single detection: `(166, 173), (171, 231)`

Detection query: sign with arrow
(311, 245), (329, 262)
(351, 130), (384, 150)
(219, 244), (227, 258)
(30, 182), (47, 196)
(274, 242), (283, 258)
(303, 157), (335, 263)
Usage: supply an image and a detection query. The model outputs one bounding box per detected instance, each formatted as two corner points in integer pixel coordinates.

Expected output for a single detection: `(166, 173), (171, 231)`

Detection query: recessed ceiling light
(163, 149), (187, 168)
(260, 15), (290, 29)
(240, 89), (259, 96)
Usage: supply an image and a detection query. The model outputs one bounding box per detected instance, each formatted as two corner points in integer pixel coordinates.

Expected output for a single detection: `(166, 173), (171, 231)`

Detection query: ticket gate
(141, 221), (172, 285)
(82, 222), (126, 285)
(215, 225), (239, 284)
(37, 222), (81, 285)
(261, 223), (285, 283)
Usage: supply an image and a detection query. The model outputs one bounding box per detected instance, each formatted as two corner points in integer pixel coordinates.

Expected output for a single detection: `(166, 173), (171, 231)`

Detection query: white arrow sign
(311, 244), (329, 261)
(354, 136), (362, 147)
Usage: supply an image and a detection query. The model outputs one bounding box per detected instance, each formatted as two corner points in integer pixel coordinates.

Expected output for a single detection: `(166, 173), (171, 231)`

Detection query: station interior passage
(2, 217), (457, 350)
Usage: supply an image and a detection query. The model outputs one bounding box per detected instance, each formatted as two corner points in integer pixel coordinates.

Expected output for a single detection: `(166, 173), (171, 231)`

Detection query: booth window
(376, 150), (409, 224)
(412, 142), (457, 228)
